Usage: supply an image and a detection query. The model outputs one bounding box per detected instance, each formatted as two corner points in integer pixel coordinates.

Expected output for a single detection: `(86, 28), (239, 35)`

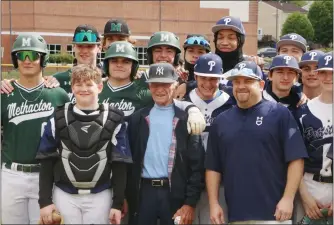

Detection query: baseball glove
(299, 208), (333, 225)
(38, 211), (64, 225)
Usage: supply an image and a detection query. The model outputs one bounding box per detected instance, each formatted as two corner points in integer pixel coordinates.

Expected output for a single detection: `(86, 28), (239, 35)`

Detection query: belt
(142, 178), (169, 187)
(313, 174), (333, 183)
(4, 162), (41, 173)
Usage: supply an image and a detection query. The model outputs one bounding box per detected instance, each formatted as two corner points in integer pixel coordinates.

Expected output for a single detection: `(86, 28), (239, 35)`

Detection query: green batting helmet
(11, 33), (49, 68)
(103, 41), (139, 79)
(147, 31), (181, 65)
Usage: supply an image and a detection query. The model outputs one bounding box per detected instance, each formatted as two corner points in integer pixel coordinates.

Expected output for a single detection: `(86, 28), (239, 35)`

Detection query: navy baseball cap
(270, 54), (302, 74)
(276, 33), (307, 52)
(316, 52), (333, 71)
(72, 24), (101, 44)
(146, 63), (178, 83)
(194, 53), (223, 77)
(212, 16), (246, 35)
(299, 50), (325, 67)
(227, 61), (263, 81)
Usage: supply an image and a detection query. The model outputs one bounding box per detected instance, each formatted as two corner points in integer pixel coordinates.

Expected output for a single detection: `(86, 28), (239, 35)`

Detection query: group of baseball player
(0, 14), (332, 225)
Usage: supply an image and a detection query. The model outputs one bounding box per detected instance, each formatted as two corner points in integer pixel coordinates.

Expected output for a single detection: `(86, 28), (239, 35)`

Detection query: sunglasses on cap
(16, 51), (41, 62)
(230, 68), (261, 80)
(184, 37), (210, 48)
(73, 32), (98, 43)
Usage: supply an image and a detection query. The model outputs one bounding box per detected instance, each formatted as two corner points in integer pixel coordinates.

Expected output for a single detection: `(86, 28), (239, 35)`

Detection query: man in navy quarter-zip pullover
(205, 60), (308, 224)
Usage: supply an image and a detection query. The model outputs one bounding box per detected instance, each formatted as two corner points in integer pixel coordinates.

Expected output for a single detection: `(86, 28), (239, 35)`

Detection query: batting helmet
(212, 16), (246, 36)
(11, 33), (49, 68)
(103, 41), (139, 79)
(146, 31), (181, 65)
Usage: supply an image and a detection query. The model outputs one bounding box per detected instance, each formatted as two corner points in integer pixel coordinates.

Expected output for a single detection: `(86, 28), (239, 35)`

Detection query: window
(135, 47), (148, 66)
(67, 44), (74, 56)
(47, 44), (61, 54)
(97, 52), (105, 64)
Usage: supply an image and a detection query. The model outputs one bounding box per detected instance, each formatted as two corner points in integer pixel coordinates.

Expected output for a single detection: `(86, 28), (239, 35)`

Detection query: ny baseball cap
(212, 16), (246, 35)
(72, 24), (101, 44)
(146, 63), (178, 83)
(276, 33), (307, 53)
(194, 53), (223, 77)
(227, 61), (263, 81)
(270, 54), (302, 74)
(316, 52), (333, 71)
(103, 19), (130, 36)
(299, 50), (325, 67)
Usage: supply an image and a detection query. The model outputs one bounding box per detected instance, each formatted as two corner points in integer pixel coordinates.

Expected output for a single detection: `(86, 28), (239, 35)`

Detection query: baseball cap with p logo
(316, 52), (333, 71)
(269, 54), (302, 74)
(227, 61), (263, 81)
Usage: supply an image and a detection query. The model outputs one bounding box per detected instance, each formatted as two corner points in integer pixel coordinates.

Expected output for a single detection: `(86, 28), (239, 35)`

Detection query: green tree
(308, 0), (333, 47)
(281, 12), (314, 41)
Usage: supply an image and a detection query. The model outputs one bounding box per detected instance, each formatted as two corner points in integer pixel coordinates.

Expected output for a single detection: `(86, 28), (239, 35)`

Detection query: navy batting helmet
(194, 53), (223, 77)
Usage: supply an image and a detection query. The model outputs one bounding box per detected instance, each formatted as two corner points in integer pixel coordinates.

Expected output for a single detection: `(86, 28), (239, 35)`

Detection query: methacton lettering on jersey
(101, 98), (135, 116)
(7, 100), (54, 125)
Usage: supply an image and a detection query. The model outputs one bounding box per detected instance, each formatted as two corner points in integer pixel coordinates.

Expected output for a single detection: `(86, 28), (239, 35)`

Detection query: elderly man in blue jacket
(126, 63), (205, 225)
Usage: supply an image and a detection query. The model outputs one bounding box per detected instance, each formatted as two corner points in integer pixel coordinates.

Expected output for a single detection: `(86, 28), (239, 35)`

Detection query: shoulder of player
(44, 86), (68, 95)
(105, 104), (124, 118)
(52, 69), (71, 79)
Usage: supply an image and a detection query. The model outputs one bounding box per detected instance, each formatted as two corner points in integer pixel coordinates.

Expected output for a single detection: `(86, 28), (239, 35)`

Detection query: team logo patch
(256, 116), (263, 126)
(156, 66), (164, 75)
(160, 33), (169, 42)
(22, 37), (31, 47)
(289, 34), (297, 40)
(309, 52), (317, 61)
(208, 60), (216, 71)
(238, 63), (246, 70)
(224, 17), (232, 25)
(111, 23), (122, 32)
(81, 125), (91, 133)
(324, 55), (333, 66)
(116, 44), (125, 53)
(284, 55), (292, 65)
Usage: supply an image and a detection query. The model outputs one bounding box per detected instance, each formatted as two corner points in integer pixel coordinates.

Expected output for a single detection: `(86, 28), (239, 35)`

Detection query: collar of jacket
(138, 101), (188, 121)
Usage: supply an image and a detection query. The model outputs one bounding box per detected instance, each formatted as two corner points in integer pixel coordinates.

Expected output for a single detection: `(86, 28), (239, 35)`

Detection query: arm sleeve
(281, 108), (309, 163)
(184, 134), (205, 207)
(173, 99), (195, 112)
(111, 122), (132, 163)
(205, 120), (223, 173)
(111, 162), (127, 210)
(38, 158), (56, 208)
(36, 117), (60, 160)
(186, 80), (197, 97)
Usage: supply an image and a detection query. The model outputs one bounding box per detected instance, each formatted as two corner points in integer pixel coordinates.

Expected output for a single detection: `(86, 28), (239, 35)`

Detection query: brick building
(1, 1), (259, 66)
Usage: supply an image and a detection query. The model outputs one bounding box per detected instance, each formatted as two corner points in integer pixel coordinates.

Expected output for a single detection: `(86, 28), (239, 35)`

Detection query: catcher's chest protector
(55, 103), (121, 189)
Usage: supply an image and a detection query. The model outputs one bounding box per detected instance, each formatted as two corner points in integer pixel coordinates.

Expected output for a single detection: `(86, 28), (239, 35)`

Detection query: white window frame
(135, 47), (148, 66)
(47, 44), (61, 54)
(66, 44), (74, 56)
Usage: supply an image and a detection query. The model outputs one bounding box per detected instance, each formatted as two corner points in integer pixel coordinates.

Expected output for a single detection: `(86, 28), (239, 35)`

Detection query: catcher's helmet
(146, 31), (181, 65)
(103, 41), (139, 79)
(11, 33), (49, 68)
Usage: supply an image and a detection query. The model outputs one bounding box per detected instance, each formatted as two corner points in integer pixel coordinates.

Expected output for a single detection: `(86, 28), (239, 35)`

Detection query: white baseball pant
(193, 186), (228, 224)
(53, 186), (112, 224)
(1, 164), (40, 224)
(294, 172), (333, 223)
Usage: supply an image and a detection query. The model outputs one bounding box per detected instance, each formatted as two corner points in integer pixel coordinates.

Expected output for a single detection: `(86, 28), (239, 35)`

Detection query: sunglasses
(73, 32), (98, 43)
(16, 51), (41, 62)
(184, 37), (210, 48)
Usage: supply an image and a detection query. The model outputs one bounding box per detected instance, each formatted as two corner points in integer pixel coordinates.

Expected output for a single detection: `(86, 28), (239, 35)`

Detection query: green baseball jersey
(53, 69), (75, 103)
(1, 82), (69, 164)
(99, 80), (153, 118)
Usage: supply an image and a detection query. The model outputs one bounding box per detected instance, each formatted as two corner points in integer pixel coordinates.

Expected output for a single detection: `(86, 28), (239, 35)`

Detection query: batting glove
(187, 107), (206, 135)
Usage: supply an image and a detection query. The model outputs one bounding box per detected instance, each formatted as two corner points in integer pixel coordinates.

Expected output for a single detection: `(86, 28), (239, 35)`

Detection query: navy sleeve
(36, 117), (60, 160)
(327, 144), (333, 160)
(280, 107), (308, 163)
(111, 122), (133, 163)
(205, 119), (223, 173)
